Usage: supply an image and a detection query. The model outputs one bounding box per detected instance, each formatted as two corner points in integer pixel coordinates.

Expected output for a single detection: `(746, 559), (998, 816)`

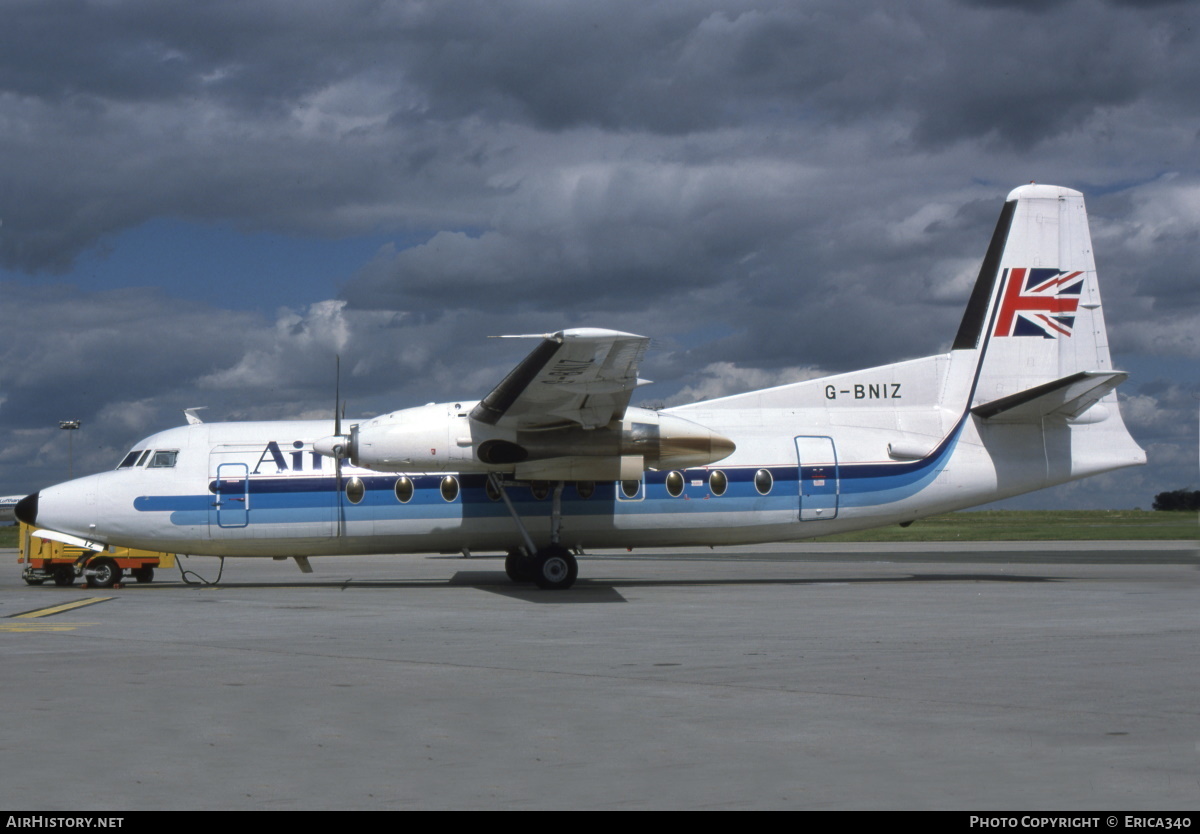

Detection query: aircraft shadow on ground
(87, 569), (1062, 605)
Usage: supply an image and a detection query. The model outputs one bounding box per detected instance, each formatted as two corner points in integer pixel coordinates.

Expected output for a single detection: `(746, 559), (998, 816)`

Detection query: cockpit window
(135, 450), (153, 467)
(117, 450), (144, 469)
(148, 450), (179, 468)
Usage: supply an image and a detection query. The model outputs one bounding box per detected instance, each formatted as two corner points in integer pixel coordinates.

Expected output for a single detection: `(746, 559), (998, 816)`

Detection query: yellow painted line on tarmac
(9, 597), (114, 619)
(0, 622), (99, 633)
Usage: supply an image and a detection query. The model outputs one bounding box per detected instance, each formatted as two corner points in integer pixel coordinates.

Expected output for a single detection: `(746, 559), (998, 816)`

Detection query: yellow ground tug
(18, 522), (176, 588)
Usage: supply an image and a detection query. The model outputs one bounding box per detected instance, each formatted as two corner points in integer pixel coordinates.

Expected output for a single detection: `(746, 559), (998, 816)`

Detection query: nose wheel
(85, 557), (122, 589)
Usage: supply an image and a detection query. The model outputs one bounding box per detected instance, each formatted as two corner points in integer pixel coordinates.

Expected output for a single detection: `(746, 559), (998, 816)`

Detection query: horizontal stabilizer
(971, 371), (1127, 422)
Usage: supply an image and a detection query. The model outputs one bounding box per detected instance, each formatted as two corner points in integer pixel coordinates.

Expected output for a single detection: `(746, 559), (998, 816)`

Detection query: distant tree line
(1152, 489), (1200, 511)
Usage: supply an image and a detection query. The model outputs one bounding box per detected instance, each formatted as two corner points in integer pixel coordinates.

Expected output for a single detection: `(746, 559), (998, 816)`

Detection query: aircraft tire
(87, 557), (121, 589)
(505, 550), (533, 583)
(53, 566), (75, 586)
(532, 546), (578, 591)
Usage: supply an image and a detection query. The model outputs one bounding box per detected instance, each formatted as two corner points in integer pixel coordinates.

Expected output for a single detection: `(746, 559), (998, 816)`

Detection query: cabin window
(394, 476), (414, 504)
(665, 471), (684, 497)
(575, 481), (594, 499)
(485, 478), (502, 502)
(148, 450), (179, 468)
(709, 470), (728, 497)
(440, 476), (460, 502)
(754, 469), (773, 495)
(530, 481), (549, 500)
(346, 477), (365, 504)
(117, 450), (143, 469)
(620, 479), (641, 499)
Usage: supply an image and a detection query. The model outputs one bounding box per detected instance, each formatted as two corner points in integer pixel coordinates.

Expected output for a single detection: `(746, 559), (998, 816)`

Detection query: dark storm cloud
(342, 157), (809, 315)
(0, 283), (260, 426)
(4, 0), (1199, 273)
(392, 1), (1199, 149)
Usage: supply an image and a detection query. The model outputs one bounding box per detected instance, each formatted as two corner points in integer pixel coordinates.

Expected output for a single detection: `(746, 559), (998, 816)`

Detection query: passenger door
(794, 436), (839, 521)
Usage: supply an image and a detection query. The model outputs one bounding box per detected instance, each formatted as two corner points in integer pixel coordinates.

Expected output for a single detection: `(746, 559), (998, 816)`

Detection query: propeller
(314, 355), (358, 536)
(334, 355), (345, 537)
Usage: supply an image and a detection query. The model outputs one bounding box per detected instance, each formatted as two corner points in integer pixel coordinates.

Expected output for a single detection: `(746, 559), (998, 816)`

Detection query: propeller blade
(334, 353), (345, 536)
(335, 456), (344, 537)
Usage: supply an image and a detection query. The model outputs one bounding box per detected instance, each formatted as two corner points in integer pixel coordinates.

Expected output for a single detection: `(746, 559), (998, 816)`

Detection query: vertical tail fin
(956, 184), (1117, 407)
(956, 184), (1144, 484)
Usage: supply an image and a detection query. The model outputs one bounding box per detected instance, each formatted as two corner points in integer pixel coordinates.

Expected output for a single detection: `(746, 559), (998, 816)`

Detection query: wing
(470, 328), (651, 430)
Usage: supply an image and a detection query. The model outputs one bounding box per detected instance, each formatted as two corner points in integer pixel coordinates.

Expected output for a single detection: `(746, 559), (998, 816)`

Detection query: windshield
(117, 450), (144, 469)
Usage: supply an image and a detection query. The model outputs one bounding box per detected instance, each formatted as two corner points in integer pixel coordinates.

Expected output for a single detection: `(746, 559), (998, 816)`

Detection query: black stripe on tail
(952, 198), (1017, 351)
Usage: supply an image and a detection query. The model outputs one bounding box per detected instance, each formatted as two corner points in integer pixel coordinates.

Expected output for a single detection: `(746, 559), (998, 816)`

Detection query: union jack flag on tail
(992, 267), (1084, 339)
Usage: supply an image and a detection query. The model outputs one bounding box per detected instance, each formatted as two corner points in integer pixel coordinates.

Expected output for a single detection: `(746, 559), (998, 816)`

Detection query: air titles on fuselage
(253, 440), (327, 475)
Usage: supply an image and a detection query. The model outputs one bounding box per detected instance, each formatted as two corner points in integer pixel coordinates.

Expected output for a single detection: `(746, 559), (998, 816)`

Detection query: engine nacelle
(314, 403), (735, 476)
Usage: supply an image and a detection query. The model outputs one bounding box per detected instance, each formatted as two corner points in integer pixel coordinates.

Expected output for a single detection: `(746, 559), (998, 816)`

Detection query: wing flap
(514, 455), (645, 481)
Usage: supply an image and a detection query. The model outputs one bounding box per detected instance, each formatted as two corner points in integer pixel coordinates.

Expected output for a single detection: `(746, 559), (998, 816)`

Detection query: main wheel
(504, 549), (532, 582)
(532, 546), (578, 591)
(87, 557), (122, 589)
(53, 566), (76, 586)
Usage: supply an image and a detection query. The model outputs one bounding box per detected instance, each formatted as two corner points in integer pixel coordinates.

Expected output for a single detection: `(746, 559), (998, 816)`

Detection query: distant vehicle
(16, 185), (1145, 589)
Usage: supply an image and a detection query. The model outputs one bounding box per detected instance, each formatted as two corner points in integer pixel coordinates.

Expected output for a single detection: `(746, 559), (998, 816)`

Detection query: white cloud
(666, 361), (828, 406)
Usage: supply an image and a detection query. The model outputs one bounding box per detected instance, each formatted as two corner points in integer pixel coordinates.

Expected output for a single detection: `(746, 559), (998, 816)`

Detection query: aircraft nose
(15, 492), (38, 525)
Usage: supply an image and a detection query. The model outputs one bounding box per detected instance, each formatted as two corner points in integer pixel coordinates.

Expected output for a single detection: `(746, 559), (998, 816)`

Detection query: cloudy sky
(1, 0), (1197, 510)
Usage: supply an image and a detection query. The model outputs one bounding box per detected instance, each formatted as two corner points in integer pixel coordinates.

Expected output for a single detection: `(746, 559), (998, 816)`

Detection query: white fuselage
(28, 348), (1143, 558)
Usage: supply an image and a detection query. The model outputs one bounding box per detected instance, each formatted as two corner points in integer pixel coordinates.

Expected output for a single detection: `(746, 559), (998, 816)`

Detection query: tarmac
(1, 540), (1197, 810)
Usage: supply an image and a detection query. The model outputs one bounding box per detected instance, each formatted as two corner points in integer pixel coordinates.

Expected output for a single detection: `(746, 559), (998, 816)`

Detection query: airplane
(1, 495), (23, 524)
(15, 184), (1146, 589)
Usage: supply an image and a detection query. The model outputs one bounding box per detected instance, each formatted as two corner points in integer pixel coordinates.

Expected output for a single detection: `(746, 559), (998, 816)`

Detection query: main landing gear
(504, 544), (578, 590)
(491, 475), (579, 590)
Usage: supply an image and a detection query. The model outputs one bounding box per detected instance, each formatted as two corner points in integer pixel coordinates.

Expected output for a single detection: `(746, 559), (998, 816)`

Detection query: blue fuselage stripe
(133, 417), (963, 528)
